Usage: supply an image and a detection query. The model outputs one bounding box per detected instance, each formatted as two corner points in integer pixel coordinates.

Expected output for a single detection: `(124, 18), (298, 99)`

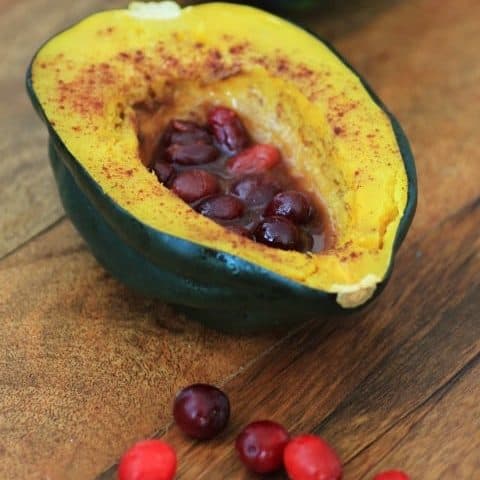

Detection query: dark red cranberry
(173, 384), (230, 440)
(373, 471), (411, 480)
(266, 191), (313, 224)
(235, 420), (290, 474)
(196, 195), (244, 220)
(166, 143), (219, 165)
(148, 107), (327, 254)
(231, 176), (280, 208)
(171, 170), (219, 203)
(208, 106), (249, 152)
(254, 216), (300, 251)
(227, 225), (252, 238)
(162, 119), (212, 146)
(152, 162), (175, 186)
(227, 144), (281, 175)
(118, 440), (177, 480)
(283, 435), (343, 480)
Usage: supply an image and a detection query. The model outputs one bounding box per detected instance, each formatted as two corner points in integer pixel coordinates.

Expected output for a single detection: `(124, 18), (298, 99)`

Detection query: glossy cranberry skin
(254, 216), (300, 251)
(155, 120), (212, 163)
(150, 107), (327, 255)
(167, 119), (212, 146)
(266, 191), (312, 224)
(373, 471), (410, 480)
(284, 435), (342, 480)
(152, 162), (175, 186)
(196, 195), (244, 220)
(231, 175), (280, 208)
(166, 143), (219, 165)
(236, 420), (290, 474)
(227, 144), (281, 175)
(208, 106), (249, 152)
(173, 384), (230, 440)
(118, 440), (177, 480)
(171, 170), (219, 203)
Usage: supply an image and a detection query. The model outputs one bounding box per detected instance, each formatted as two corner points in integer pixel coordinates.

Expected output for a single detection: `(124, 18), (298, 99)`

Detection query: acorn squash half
(27, 1), (417, 331)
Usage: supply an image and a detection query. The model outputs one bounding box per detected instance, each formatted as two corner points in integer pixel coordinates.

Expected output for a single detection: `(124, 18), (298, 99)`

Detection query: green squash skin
(47, 138), (338, 332)
(26, 11), (417, 333)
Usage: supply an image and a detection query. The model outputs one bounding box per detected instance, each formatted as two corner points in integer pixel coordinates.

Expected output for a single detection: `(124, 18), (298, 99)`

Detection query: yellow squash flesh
(31, 1), (408, 306)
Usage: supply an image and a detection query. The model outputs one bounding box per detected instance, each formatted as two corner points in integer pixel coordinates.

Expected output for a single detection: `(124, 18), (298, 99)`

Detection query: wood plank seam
(1, 1), (478, 477)
(312, 195), (480, 431)
(95, 319), (313, 480)
(168, 195), (478, 477)
(351, 352), (480, 479)
(0, 214), (66, 262)
(96, 196), (479, 479)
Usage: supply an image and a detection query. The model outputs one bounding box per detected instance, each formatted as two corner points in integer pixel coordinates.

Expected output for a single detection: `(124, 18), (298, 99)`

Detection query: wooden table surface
(1, 0), (479, 479)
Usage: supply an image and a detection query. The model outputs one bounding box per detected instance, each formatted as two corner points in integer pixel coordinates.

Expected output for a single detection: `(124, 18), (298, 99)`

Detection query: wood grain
(0, 0), (478, 479)
(358, 355), (480, 479)
(344, 354), (480, 479)
(0, 0), (125, 258)
(0, 219), (286, 479)
(97, 197), (478, 480)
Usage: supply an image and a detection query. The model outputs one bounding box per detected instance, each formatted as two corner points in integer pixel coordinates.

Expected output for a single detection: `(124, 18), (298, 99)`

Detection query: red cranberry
(162, 119), (212, 146)
(118, 440), (176, 480)
(173, 384), (230, 440)
(373, 471), (411, 480)
(160, 120), (177, 147)
(152, 162), (175, 186)
(171, 170), (219, 203)
(170, 119), (212, 145)
(284, 435), (343, 480)
(266, 191), (313, 224)
(166, 143), (219, 165)
(208, 106), (249, 152)
(196, 195), (244, 220)
(227, 144), (281, 175)
(227, 225), (252, 238)
(231, 175), (280, 208)
(148, 107), (328, 254)
(254, 216), (300, 251)
(235, 420), (290, 474)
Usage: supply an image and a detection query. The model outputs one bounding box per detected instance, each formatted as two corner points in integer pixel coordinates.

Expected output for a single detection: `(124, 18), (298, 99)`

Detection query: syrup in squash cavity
(135, 104), (332, 253)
